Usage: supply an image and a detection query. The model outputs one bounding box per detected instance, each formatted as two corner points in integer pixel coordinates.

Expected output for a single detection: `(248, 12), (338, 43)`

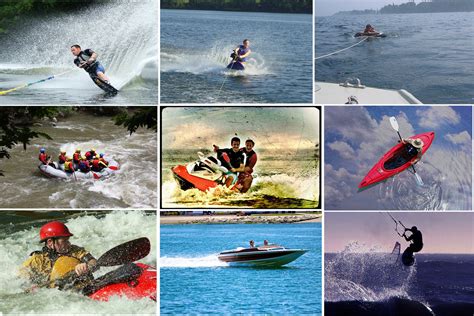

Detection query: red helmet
(39, 221), (73, 242)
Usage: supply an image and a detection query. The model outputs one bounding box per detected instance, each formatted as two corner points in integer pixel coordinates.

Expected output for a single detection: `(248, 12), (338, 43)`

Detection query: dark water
(161, 223), (322, 315)
(161, 9), (313, 103)
(316, 12), (474, 103)
(326, 252), (474, 316)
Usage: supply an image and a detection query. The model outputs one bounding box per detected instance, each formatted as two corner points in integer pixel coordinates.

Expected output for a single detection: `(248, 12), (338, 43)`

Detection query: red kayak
(88, 263), (156, 301)
(358, 132), (435, 188)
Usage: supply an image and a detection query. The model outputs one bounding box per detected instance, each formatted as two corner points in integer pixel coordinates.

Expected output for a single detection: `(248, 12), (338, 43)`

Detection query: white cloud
(444, 131), (471, 145)
(328, 141), (355, 160)
(416, 107), (460, 128)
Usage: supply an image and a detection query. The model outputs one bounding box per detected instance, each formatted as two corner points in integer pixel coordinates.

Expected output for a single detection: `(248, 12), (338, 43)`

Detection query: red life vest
(39, 153), (48, 164)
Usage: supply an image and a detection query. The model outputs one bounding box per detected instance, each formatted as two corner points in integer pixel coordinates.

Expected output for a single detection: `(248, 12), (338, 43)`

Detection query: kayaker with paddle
(20, 221), (97, 290)
(401, 138), (424, 164)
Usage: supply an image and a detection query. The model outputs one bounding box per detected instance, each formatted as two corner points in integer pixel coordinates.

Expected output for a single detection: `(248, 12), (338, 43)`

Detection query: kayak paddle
(389, 117), (424, 186)
(40, 237), (151, 289)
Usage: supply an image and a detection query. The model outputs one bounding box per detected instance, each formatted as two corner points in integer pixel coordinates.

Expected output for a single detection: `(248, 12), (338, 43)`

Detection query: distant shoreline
(161, 8), (311, 15)
(160, 213), (322, 225)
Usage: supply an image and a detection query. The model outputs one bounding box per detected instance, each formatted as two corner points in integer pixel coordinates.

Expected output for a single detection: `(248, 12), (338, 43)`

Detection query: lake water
(160, 222), (322, 315)
(161, 9), (313, 103)
(316, 12), (474, 104)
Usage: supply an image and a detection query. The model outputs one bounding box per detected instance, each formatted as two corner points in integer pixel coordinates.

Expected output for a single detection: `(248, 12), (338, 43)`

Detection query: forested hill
(161, 0), (312, 14)
(380, 0), (473, 14)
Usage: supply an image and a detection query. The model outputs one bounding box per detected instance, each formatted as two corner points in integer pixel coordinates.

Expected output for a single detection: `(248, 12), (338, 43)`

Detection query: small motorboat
(218, 245), (307, 267)
(171, 152), (236, 192)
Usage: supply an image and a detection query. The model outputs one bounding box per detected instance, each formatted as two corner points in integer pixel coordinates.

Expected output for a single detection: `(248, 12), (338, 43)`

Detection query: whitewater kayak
(355, 32), (387, 38)
(38, 159), (120, 180)
(88, 263), (156, 301)
(358, 132), (435, 188)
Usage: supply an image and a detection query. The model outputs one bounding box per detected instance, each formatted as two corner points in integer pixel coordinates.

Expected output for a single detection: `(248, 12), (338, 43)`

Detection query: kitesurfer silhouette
(402, 226), (423, 266)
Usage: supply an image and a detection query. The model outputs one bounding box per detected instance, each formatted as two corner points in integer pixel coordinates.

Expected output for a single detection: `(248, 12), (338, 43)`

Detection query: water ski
(89, 74), (118, 95)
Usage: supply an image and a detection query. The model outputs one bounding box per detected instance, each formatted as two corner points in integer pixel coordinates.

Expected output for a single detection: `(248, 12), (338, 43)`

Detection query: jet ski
(171, 152), (239, 192)
(218, 245), (307, 267)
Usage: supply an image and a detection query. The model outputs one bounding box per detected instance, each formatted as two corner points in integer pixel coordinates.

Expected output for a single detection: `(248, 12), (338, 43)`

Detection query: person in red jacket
(90, 155), (105, 172)
(85, 148), (97, 161)
(38, 148), (48, 165)
(73, 149), (81, 165)
(237, 139), (258, 193)
(58, 150), (67, 166)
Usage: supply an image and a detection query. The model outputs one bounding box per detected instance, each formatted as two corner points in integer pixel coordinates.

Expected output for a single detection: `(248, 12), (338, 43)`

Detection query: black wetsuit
(216, 148), (244, 170)
(405, 230), (423, 253)
(73, 49), (99, 74)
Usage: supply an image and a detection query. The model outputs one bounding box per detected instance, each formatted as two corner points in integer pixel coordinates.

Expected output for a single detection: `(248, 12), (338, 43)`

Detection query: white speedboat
(218, 245), (307, 267)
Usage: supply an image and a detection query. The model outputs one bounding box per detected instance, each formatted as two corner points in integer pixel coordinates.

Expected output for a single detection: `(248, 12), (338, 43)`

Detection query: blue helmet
(40, 148), (45, 153)
(100, 153), (104, 158)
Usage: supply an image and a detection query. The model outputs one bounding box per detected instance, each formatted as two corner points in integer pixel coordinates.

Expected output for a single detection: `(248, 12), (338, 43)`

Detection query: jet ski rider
(236, 139), (257, 193)
(20, 221), (97, 292)
(213, 137), (245, 188)
(401, 137), (424, 164)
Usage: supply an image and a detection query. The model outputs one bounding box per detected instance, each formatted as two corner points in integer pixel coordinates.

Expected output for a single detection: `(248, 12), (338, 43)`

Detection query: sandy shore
(160, 213), (322, 225)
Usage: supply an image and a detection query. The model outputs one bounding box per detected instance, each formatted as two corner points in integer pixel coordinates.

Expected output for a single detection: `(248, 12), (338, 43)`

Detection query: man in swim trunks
(71, 45), (110, 83)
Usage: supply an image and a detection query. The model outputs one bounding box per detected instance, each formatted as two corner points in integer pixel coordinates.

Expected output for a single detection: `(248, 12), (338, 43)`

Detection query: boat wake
(325, 242), (433, 315)
(160, 43), (270, 76)
(160, 255), (227, 268)
(162, 171), (319, 208)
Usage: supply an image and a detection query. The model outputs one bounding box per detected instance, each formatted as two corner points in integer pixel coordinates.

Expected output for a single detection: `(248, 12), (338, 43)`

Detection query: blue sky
(324, 106), (472, 210)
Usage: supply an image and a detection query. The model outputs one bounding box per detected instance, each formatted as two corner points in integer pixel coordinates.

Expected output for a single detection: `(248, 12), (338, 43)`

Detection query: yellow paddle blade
(50, 256), (81, 282)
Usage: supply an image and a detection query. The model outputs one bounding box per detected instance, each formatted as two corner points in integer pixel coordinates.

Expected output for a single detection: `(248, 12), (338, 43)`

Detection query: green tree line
(161, 0), (312, 14)
(0, 0), (102, 33)
(380, 0), (473, 14)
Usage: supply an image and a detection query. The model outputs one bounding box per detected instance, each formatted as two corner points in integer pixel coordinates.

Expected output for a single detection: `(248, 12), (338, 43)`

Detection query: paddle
(43, 237), (151, 289)
(94, 237), (151, 267)
(389, 117), (424, 186)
